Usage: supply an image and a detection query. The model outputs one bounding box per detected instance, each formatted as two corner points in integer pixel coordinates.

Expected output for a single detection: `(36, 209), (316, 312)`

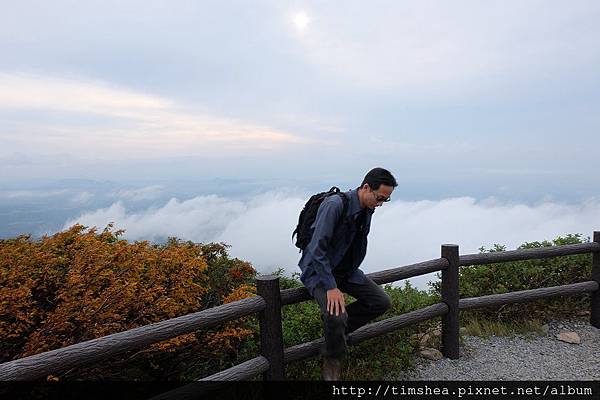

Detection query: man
(297, 167), (397, 380)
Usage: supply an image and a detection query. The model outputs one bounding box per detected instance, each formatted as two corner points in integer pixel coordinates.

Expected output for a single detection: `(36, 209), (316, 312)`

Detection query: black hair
(360, 167), (398, 191)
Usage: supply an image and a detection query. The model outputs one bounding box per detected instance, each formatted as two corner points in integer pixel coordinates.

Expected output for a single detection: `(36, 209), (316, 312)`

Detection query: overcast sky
(2, 1), (600, 286)
(2, 1), (599, 188)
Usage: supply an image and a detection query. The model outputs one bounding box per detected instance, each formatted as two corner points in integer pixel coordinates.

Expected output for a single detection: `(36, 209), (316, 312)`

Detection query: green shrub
(430, 233), (593, 324)
(275, 275), (438, 380)
(341, 281), (438, 380)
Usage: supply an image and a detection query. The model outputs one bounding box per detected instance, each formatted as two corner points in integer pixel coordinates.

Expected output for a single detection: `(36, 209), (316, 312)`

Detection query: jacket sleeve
(304, 196), (343, 291)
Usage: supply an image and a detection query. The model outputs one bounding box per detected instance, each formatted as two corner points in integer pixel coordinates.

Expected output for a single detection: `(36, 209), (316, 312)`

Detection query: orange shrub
(0, 224), (257, 379)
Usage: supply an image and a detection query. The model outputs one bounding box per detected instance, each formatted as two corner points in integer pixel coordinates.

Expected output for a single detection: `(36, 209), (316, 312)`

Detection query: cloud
(69, 191), (94, 205)
(0, 73), (314, 159)
(64, 196), (249, 243)
(63, 190), (600, 289)
(0, 72), (171, 115)
(289, 1), (600, 94)
(0, 189), (70, 199)
(108, 185), (165, 202)
(0, 188), (92, 205)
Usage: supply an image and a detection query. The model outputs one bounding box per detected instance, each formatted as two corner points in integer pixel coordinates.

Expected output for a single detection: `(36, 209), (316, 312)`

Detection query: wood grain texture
(198, 356), (269, 381)
(348, 303), (448, 344)
(280, 286), (311, 306)
(590, 232), (600, 328)
(459, 281), (599, 310)
(280, 258), (449, 305)
(367, 258), (449, 286)
(459, 242), (600, 266)
(0, 296), (265, 380)
(441, 245), (460, 359)
(283, 338), (324, 364)
(257, 276), (284, 380)
(282, 303), (448, 364)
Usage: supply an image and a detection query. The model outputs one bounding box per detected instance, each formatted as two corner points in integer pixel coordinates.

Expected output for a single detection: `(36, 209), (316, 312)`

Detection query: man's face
(364, 183), (394, 209)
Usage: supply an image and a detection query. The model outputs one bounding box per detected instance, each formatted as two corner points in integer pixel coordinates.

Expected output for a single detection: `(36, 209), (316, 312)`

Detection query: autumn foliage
(0, 224), (257, 379)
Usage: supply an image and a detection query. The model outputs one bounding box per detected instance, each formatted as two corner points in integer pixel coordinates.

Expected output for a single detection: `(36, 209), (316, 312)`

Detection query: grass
(460, 316), (545, 338)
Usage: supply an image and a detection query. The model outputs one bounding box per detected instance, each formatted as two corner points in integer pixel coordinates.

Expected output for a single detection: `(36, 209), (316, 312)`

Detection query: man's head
(358, 167), (398, 210)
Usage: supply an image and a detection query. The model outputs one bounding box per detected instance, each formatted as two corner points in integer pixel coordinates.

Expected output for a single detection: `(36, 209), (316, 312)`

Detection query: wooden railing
(1, 232), (599, 385)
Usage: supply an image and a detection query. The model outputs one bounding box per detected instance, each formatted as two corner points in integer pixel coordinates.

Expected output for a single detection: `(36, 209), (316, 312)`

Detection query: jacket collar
(347, 188), (375, 216)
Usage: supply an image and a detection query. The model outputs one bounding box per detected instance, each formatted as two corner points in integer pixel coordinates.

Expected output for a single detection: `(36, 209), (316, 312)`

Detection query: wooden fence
(1, 232), (599, 385)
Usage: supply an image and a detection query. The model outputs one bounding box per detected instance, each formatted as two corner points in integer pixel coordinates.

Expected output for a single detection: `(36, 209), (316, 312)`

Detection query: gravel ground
(390, 320), (600, 380)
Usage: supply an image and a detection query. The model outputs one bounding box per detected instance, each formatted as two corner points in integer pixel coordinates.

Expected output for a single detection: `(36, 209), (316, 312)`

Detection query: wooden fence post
(441, 244), (460, 359)
(591, 231), (600, 328)
(256, 275), (285, 380)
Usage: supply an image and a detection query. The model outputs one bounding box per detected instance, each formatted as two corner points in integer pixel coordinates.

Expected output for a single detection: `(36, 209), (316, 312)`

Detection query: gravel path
(391, 320), (600, 380)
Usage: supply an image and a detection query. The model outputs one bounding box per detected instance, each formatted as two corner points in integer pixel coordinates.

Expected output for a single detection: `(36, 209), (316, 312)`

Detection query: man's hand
(326, 288), (346, 316)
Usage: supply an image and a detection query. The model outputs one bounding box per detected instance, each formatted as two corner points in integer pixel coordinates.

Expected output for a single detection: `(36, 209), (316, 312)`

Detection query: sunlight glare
(292, 11), (310, 32)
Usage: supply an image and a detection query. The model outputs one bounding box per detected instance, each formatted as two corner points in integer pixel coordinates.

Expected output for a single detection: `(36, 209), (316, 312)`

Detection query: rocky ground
(387, 319), (600, 380)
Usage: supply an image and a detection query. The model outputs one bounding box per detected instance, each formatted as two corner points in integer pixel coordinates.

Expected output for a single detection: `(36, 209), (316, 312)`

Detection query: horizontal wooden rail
(191, 278), (599, 382)
(280, 258), (448, 305)
(282, 338), (324, 365)
(150, 356), (270, 400)
(147, 271), (600, 397)
(368, 258), (449, 286)
(283, 302), (448, 364)
(348, 302), (448, 345)
(0, 296), (266, 381)
(459, 281), (599, 310)
(199, 355), (269, 381)
(2, 256), (449, 380)
(193, 302), (449, 382)
(279, 286), (311, 307)
(3, 235), (599, 382)
(459, 242), (600, 266)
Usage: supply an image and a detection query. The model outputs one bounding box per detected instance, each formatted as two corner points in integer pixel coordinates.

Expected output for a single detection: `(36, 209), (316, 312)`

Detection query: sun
(292, 11), (310, 32)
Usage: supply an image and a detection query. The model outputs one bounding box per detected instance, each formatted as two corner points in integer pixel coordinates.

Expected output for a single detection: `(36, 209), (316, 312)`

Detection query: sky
(1, 1), (600, 288)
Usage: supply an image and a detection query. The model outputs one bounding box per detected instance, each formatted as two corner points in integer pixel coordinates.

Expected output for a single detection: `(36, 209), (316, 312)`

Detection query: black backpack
(292, 187), (349, 252)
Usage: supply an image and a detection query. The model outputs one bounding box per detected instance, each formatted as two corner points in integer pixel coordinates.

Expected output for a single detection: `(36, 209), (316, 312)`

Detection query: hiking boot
(322, 357), (342, 381)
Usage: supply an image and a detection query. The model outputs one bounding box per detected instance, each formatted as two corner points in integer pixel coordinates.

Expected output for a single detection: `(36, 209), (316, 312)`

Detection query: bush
(276, 273), (438, 380)
(0, 224), (256, 380)
(429, 233), (593, 323)
(4, 227), (590, 381)
(341, 281), (438, 380)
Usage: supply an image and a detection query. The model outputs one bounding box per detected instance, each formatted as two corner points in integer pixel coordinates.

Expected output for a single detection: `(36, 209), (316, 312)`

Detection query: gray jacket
(298, 188), (374, 296)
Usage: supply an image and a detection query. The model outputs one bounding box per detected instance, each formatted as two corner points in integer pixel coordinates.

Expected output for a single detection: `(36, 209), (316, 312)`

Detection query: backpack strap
(323, 187), (349, 229)
(291, 187), (350, 252)
(335, 191), (349, 222)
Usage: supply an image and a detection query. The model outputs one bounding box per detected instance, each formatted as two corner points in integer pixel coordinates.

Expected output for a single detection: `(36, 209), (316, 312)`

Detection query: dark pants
(312, 276), (392, 359)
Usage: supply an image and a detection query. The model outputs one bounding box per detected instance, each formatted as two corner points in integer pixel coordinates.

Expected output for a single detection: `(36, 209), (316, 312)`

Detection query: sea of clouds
(63, 189), (600, 290)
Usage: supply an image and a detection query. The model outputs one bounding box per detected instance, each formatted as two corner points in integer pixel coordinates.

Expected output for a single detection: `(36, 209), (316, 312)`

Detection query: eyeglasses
(371, 190), (391, 203)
